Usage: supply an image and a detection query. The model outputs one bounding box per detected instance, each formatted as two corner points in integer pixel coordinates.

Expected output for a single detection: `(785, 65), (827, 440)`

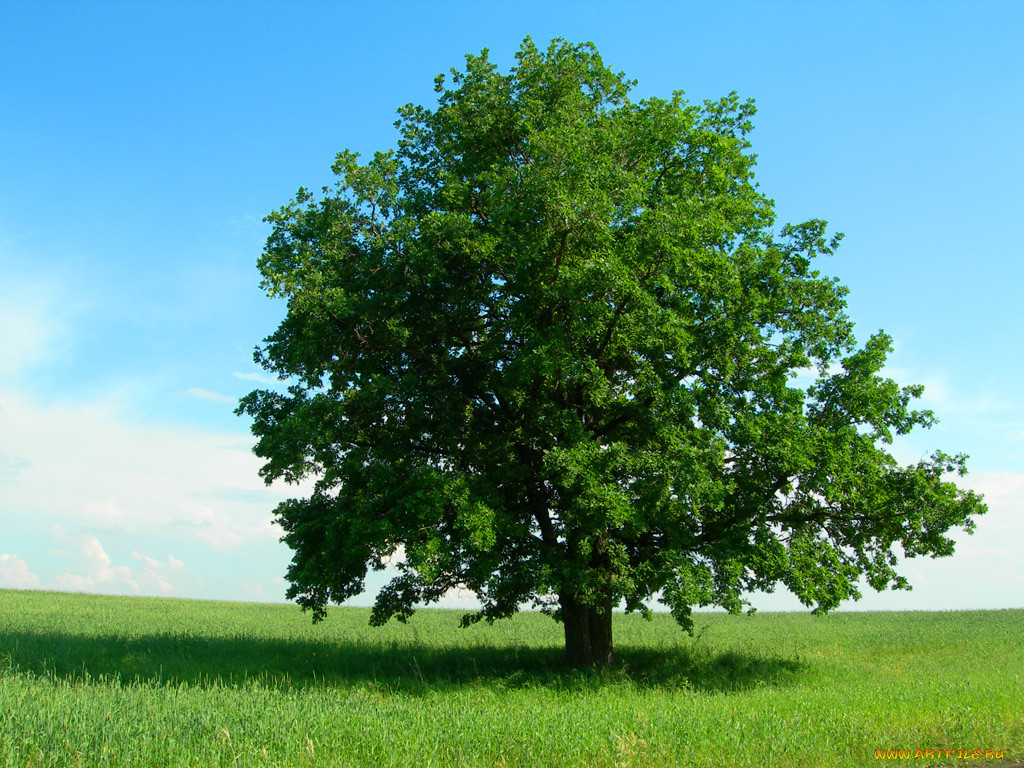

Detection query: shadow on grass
(0, 629), (808, 694)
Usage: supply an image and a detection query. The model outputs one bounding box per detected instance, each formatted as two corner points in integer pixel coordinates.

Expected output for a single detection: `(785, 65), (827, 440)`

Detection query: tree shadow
(0, 629), (808, 695)
(614, 643), (806, 692)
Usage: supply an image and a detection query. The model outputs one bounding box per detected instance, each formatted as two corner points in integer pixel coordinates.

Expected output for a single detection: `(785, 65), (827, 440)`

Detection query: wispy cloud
(229, 212), (263, 231)
(181, 387), (235, 403)
(0, 276), (69, 381)
(233, 371), (283, 385)
(967, 470), (1024, 514)
(0, 452), (31, 480)
(192, 486), (282, 504)
(82, 498), (131, 532)
(172, 501), (277, 552)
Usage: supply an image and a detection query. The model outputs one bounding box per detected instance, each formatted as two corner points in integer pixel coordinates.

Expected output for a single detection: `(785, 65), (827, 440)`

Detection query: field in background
(0, 589), (1021, 767)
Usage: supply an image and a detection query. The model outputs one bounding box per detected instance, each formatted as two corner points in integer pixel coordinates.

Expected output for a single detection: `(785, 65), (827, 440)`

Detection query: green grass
(0, 589), (1021, 767)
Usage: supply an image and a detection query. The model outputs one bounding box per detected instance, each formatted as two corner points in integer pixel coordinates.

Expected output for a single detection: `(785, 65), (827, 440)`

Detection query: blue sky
(2, 2), (1021, 611)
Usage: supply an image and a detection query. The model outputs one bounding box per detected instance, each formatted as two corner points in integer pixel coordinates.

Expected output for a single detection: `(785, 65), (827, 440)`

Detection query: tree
(238, 38), (986, 669)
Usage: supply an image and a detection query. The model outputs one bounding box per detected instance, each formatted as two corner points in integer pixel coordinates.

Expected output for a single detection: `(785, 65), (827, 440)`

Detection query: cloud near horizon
(0, 380), (300, 601)
(0, 554), (42, 590)
(0, 534), (190, 596)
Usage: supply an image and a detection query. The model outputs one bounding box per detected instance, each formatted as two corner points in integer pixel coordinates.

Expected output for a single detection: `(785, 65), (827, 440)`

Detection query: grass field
(0, 589), (1021, 767)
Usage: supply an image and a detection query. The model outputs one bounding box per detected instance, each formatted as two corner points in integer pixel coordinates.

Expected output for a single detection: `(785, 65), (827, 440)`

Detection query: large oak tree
(239, 38), (985, 668)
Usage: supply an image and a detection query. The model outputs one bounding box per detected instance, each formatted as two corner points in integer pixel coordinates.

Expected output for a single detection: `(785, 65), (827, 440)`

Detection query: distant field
(0, 590), (1020, 767)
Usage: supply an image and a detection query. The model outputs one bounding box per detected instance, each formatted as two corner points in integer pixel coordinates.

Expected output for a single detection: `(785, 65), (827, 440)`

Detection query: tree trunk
(589, 594), (614, 668)
(561, 593), (614, 669)
(563, 595), (593, 669)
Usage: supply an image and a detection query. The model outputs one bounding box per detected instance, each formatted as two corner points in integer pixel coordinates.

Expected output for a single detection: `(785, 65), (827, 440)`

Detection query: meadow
(0, 589), (1020, 767)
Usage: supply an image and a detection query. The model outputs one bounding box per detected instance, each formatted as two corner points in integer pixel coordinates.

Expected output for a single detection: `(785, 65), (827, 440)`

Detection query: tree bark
(589, 594), (614, 668)
(561, 592), (614, 669)
(562, 594), (593, 669)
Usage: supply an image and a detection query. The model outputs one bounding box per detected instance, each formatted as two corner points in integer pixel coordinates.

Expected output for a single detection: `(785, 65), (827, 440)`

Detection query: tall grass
(1, 589), (1021, 766)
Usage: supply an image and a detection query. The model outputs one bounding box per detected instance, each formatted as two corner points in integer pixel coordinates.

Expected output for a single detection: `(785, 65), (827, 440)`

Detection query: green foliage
(238, 38), (985, 656)
(1, 591), (1022, 767)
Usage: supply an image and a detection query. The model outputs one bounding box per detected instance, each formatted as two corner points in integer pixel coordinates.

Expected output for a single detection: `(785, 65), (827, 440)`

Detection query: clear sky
(2, 2), (1021, 612)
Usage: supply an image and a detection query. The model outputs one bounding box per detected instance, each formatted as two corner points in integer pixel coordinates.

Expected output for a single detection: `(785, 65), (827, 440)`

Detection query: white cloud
(745, 469), (1024, 613)
(233, 371), (282, 385)
(967, 470), (1024, 504)
(985, 570), (1024, 586)
(82, 498), (131, 531)
(131, 551), (185, 594)
(960, 471), (1024, 542)
(39, 533), (190, 596)
(0, 385), (306, 599)
(181, 388), (236, 403)
(172, 501), (276, 551)
(0, 387), (293, 538)
(50, 533), (139, 594)
(440, 586), (484, 610)
(50, 572), (94, 592)
(0, 553), (41, 589)
(882, 361), (1022, 426)
(131, 551), (184, 573)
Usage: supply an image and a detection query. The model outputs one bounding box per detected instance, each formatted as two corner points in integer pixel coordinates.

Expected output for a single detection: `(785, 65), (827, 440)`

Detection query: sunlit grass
(1, 589), (1021, 766)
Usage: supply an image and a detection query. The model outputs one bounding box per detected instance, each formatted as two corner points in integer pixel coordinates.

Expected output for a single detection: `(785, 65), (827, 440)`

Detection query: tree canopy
(238, 38), (986, 668)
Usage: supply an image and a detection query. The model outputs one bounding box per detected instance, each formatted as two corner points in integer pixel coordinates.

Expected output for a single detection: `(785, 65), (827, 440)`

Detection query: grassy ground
(0, 589), (1020, 767)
